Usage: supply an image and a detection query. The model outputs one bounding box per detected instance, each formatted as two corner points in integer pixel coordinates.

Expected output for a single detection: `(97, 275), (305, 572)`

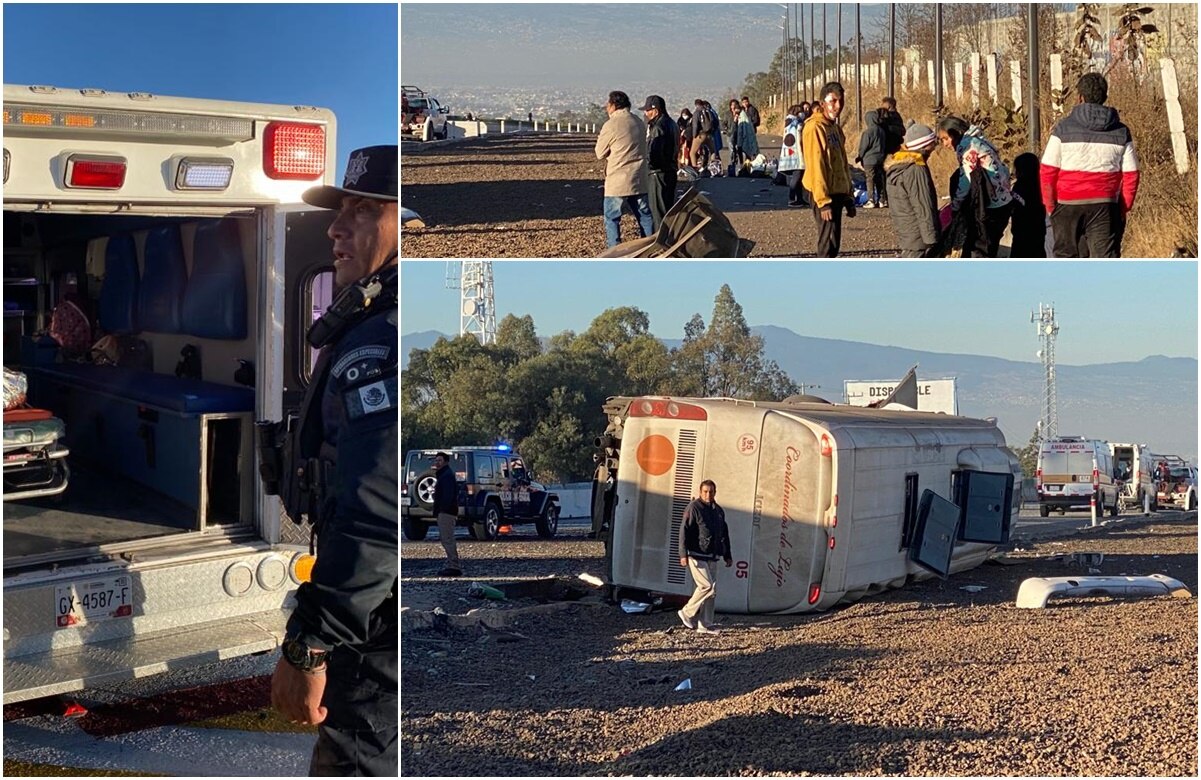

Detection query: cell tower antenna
(1031, 302), (1060, 441)
(457, 261), (496, 345)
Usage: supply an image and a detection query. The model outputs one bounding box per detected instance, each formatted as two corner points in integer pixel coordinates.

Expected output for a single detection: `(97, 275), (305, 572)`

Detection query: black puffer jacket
(678, 499), (731, 561)
(856, 110), (887, 169)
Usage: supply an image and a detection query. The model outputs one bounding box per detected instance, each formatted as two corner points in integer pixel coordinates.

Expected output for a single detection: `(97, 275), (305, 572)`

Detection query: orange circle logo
(636, 435), (675, 476)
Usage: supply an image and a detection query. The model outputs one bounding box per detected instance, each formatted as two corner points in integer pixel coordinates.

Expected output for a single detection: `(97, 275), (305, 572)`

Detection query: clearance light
(4, 103), (254, 139)
(263, 121), (325, 180)
(820, 434), (832, 457)
(828, 537), (836, 549)
(20, 110), (53, 125)
(808, 583), (822, 604)
(65, 154), (126, 189)
(63, 114), (95, 128)
(175, 157), (234, 190)
(629, 398), (707, 420)
(292, 554), (316, 583)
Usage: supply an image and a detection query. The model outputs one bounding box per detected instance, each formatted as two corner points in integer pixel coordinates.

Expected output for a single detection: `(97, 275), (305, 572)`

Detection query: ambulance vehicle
(2, 83), (340, 702)
(1035, 436), (1119, 517)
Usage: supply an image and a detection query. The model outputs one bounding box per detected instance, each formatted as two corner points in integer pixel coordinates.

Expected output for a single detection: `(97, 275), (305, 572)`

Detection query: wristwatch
(282, 637), (328, 673)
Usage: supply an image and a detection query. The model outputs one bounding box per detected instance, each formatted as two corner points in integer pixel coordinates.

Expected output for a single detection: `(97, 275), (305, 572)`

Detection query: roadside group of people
(801, 72), (1139, 258)
(594, 90), (763, 247)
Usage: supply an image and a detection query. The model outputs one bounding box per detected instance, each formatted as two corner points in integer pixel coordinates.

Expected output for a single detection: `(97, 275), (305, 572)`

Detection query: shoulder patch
(332, 345), (392, 384)
(343, 375), (398, 421)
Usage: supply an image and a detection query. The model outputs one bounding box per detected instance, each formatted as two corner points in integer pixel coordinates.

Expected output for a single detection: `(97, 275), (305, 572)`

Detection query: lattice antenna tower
(1031, 302), (1060, 441)
(449, 261), (495, 345)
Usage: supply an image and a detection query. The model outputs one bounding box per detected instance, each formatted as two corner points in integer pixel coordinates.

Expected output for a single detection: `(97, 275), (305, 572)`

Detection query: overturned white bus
(592, 396), (1021, 613)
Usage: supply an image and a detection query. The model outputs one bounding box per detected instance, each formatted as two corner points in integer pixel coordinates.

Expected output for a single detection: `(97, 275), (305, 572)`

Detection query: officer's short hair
(700, 479), (717, 491)
(435, 451), (450, 463)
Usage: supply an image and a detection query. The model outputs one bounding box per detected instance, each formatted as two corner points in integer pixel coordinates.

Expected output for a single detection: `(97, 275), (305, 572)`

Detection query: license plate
(400, 496), (411, 507)
(1046, 485), (1062, 492)
(56, 576), (132, 628)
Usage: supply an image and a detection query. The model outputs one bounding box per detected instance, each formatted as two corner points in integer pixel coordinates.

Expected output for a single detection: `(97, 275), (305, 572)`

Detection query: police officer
(269, 145), (398, 776)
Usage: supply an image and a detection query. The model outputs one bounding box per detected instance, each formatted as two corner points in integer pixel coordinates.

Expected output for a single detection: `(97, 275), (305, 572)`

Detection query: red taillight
(808, 583), (821, 604)
(820, 434), (832, 457)
(629, 398), (707, 420)
(401, 483), (408, 496)
(830, 515), (837, 528)
(1092, 467), (1099, 488)
(66, 155), (126, 189)
(263, 122), (325, 180)
(828, 537), (836, 549)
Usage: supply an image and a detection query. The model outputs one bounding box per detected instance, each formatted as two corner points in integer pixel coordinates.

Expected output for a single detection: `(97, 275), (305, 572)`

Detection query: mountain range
(401, 326), (1198, 461)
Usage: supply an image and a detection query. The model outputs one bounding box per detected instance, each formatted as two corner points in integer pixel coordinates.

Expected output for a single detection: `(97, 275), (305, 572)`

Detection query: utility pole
(836, 3), (842, 81)
(821, 3), (827, 83)
(934, 3), (944, 111)
(888, 3), (896, 97)
(810, 4), (815, 94)
(1027, 3), (1041, 152)
(855, 3), (862, 132)
(798, 3), (805, 97)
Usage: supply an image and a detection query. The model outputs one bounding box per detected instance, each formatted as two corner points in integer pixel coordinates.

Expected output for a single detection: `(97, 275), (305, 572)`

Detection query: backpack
(697, 108), (715, 134)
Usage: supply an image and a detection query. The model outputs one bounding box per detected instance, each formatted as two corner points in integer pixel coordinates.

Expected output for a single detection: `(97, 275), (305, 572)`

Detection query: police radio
(307, 253), (399, 349)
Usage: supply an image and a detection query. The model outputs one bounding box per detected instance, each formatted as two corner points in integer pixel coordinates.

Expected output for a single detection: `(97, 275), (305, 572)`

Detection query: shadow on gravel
(402, 179), (601, 226)
(610, 711), (998, 776)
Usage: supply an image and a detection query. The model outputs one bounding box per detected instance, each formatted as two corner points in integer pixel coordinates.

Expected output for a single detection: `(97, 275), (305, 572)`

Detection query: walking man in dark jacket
(677, 480), (731, 634)
(879, 97), (906, 154)
(641, 95), (678, 229)
(1039, 72), (1140, 257)
(432, 452), (462, 577)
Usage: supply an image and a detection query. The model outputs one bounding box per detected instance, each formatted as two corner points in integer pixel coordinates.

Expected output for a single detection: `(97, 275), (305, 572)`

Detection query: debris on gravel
(401, 517), (1197, 776)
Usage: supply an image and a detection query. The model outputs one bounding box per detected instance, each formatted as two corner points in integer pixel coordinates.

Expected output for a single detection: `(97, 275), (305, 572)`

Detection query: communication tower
(445, 261), (496, 345)
(1030, 302), (1060, 441)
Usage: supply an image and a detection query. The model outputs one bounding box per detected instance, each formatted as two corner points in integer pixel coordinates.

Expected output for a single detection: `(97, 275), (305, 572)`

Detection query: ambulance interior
(2, 210), (332, 566)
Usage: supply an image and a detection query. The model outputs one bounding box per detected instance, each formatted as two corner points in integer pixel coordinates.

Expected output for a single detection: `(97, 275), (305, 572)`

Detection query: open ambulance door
(263, 204), (335, 545)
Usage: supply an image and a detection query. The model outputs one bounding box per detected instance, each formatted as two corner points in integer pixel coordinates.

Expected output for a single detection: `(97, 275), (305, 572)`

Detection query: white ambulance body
(2, 84), (341, 702)
(596, 396), (1020, 614)
(1035, 436), (1119, 517)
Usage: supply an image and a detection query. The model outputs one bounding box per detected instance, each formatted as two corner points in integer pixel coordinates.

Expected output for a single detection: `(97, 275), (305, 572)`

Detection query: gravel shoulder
(400, 133), (914, 258)
(401, 514), (1197, 776)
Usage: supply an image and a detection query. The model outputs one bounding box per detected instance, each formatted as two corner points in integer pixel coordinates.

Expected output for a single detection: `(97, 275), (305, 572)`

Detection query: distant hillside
(402, 326), (1198, 460)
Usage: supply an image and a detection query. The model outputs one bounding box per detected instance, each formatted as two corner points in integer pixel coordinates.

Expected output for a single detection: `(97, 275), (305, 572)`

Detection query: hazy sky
(401, 261), (1198, 366)
(400, 1), (1077, 90)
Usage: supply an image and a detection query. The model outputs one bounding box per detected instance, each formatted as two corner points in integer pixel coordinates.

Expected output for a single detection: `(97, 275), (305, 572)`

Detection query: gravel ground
(400, 133), (921, 258)
(401, 514), (1197, 776)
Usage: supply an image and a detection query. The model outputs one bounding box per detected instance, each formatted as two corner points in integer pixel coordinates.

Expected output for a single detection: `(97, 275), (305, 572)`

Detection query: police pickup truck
(402, 446), (560, 541)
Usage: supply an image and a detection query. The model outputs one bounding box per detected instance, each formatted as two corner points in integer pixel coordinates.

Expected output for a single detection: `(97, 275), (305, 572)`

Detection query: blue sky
(3, 3), (397, 181)
(401, 261), (1198, 365)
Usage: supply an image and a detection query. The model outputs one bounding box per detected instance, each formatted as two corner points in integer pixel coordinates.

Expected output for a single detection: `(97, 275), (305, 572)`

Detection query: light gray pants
(681, 557), (718, 627)
(437, 512), (461, 569)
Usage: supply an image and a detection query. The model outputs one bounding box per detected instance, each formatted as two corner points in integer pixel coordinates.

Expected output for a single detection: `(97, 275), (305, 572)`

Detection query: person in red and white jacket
(1040, 72), (1140, 257)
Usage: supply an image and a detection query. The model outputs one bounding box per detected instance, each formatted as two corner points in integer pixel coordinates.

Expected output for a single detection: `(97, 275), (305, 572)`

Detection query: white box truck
(1035, 437), (1119, 518)
(591, 396), (1020, 614)
(2, 83), (341, 702)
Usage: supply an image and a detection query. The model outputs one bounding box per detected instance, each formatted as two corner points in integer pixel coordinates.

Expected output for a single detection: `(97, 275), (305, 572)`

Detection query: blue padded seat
(182, 218), (247, 339)
(98, 234), (140, 334)
(138, 225), (188, 333)
(31, 364), (253, 414)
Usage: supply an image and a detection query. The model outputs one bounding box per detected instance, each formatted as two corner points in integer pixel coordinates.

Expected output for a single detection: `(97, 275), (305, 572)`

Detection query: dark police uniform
(271, 145), (398, 776)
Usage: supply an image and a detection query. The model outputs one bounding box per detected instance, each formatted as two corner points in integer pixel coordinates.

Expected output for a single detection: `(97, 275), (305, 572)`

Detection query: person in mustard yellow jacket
(802, 82), (855, 257)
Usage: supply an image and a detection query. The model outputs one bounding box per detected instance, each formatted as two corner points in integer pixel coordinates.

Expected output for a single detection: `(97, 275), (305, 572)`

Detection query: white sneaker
(677, 610), (697, 630)
(862, 201), (876, 209)
(696, 623), (721, 634)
